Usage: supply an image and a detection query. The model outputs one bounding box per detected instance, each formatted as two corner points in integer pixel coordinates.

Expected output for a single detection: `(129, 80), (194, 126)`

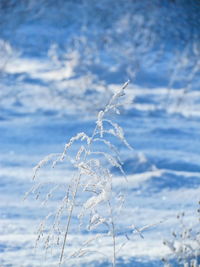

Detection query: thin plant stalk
(59, 174), (81, 266)
(108, 201), (116, 267)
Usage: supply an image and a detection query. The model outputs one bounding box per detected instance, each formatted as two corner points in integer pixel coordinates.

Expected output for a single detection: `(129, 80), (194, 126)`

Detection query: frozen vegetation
(0, 0), (200, 266)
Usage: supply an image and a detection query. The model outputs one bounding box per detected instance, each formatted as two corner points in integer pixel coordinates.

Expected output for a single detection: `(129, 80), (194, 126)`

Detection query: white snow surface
(0, 1), (200, 266)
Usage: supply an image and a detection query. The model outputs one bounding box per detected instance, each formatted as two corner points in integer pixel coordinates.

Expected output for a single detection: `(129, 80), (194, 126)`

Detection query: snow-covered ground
(0, 1), (200, 266)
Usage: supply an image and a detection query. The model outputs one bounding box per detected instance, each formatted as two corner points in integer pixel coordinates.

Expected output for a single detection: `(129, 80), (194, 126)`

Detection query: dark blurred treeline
(0, 0), (200, 87)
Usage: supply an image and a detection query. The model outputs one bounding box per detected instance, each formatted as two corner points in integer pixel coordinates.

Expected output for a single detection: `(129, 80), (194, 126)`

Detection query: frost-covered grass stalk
(163, 201), (200, 267)
(27, 81), (140, 266)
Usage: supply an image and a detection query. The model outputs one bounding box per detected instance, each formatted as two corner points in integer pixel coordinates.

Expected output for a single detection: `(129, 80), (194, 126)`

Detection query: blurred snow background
(0, 0), (200, 266)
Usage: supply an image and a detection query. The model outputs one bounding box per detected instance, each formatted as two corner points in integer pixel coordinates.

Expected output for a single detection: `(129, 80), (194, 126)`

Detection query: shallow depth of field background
(0, 0), (200, 266)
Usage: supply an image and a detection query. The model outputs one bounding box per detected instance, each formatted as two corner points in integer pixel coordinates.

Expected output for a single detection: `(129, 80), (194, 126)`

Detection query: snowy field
(0, 1), (200, 266)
